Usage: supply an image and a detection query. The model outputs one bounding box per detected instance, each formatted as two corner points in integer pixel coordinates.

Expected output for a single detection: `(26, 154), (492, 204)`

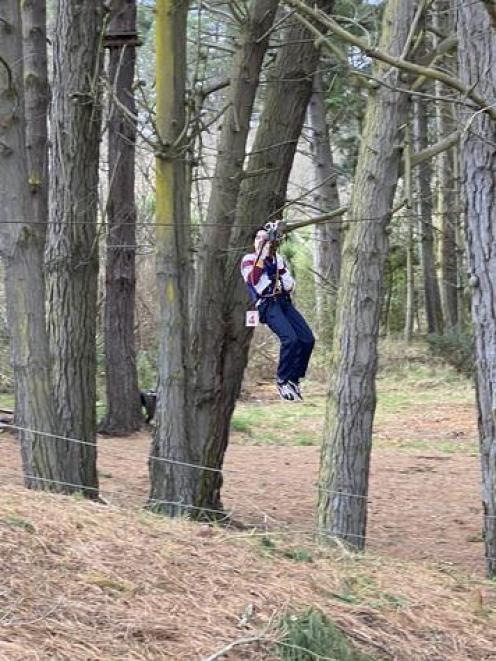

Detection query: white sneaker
(276, 380), (297, 401)
(288, 380), (303, 401)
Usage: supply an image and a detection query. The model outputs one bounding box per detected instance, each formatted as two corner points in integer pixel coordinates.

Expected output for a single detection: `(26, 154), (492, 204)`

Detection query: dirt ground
(0, 396), (485, 575)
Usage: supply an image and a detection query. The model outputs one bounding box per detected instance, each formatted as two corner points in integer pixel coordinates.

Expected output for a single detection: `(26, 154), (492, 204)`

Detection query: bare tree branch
(284, 0), (496, 120)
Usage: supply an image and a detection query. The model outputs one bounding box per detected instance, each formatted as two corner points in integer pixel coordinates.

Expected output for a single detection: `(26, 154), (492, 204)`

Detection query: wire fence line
(0, 469), (235, 521)
(0, 467), (494, 565)
(1, 423), (493, 570)
(1, 421), (492, 519)
(1, 423), (239, 474)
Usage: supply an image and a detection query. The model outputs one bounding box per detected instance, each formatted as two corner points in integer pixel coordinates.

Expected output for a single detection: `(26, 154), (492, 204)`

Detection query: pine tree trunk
(404, 215), (415, 341)
(458, 0), (496, 578)
(22, 0), (49, 229)
(45, 0), (105, 496)
(434, 0), (459, 331)
(308, 71), (341, 340)
(0, 0), (58, 487)
(99, 0), (142, 435)
(453, 144), (467, 330)
(317, 0), (418, 549)
(148, 0), (191, 515)
(414, 98), (444, 334)
(439, 138), (458, 331)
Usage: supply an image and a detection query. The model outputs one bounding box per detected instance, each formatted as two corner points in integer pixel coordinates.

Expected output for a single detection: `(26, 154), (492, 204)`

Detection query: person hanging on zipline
(241, 224), (315, 401)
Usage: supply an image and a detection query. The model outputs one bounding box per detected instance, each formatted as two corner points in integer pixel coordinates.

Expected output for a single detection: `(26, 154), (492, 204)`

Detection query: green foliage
(137, 350), (157, 389)
(383, 243), (408, 334)
(290, 235), (318, 333)
(282, 547), (314, 563)
(276, 608), (373, 661)
(426, 332), (474, 378)
(3, 515), (36, 533)
(261, 535), (277, 549)
(0, 305), (12, 394)
(230, 398), (323, 446)
(230, 415), (253, 434)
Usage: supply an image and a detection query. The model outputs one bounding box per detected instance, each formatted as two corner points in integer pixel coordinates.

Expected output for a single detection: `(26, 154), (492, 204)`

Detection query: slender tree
(414, 97), (444, 335)
(148, 0), (191, 514)
(433, 0), (459, 331)
(308, 71), (342, 339)
(404, 214), (416, 341)
(45, 0), (105, 496)
(100, 0), (142, 435)
(458, 0), (496, 578)
(318, 0), (418, 548)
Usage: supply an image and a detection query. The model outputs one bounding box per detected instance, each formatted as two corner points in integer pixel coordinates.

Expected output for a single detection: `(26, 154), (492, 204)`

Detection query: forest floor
(1, 342), (482, 573)
(1, 341), (495, 659)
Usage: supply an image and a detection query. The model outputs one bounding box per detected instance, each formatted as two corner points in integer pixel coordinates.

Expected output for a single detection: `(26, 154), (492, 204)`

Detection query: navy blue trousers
(260, 296), (315, 383)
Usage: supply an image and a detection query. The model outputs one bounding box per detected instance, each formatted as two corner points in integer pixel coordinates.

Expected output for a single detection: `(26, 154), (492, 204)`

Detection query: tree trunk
(453, 143), (468, 330)
(0, 0), (58, 487)
(22, 0), (49, 229)
(99, 0), (142, 435)
(45, 0), (105, 496)
(414, 97), (444, 334)
(439, 137), (458, 331)
(149, 0), (279, 516)
(458, 0), (496, 578)
(317, 0), (418, 548)
(308, 71), (342, 341)
(434, 0), (459, 331)
(148, 0), (191, 515)
(404, 215), (415, 341)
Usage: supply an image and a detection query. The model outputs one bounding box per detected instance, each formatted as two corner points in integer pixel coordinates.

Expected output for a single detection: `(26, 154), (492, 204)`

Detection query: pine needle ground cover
(1, 486), (495, 660)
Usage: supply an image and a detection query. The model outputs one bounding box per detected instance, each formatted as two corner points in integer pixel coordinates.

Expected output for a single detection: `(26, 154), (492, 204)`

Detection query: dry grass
(1, 486), (496, 660)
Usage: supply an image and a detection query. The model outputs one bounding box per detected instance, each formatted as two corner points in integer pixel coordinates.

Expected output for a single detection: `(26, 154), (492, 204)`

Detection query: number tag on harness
(246, 310), (259, 327)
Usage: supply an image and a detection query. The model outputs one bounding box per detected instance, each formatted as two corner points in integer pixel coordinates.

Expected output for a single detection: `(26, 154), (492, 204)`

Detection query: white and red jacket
(241, 252), (295, 305)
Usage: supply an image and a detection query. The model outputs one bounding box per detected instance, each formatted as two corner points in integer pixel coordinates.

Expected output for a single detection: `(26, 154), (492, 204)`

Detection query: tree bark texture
(308, 71), (341, 341)
(317, 0), (418, 549)
(414, 98), (444, 334)
(45, 0), (105, 496)
(458, 0), (496, 578)
(0, 0), (58, 487)
(148, 0), (192, 515)
(100, 0), (142, 435)
(22, 0), (49, 228)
